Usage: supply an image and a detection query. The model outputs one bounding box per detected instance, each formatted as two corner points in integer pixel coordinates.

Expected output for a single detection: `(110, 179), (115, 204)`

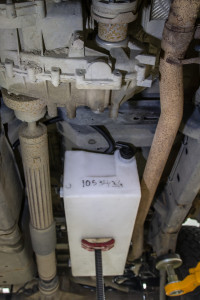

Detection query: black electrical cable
(12, 139), (20, 150)
(43, 116), (63, 126)
(12, 118), (133, 157)
(15, 280), (39, 296)
(90, 125), (115, 154)
(91, 126), (136, 157)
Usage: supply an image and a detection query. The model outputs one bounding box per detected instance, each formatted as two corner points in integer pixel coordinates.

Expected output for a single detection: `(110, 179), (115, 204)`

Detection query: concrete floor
(78, 290), (159, 300)
(68, 279), (160, 300)
(0, 275), (160, 299)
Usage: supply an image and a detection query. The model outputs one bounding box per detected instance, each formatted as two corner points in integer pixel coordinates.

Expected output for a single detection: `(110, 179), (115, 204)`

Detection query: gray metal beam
(149, 136), (200, 256)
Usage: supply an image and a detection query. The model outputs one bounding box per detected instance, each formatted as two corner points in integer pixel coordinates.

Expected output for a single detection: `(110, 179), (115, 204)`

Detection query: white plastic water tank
(63, 150), (141, 277)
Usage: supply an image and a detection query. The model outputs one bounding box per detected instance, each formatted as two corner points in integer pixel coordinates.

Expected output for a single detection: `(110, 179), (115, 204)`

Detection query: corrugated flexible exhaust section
(129, 0), (200, 261)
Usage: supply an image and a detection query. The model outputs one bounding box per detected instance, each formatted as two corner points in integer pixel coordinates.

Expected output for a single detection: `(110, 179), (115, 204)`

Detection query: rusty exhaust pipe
(129, 0), (200, 261)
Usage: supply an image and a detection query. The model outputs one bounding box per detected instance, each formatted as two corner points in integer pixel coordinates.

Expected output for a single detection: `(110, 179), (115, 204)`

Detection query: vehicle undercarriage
(0, 0), (200, 299)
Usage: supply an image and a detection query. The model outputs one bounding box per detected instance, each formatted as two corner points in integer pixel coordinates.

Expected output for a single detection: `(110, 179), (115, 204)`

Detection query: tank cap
(116, 141), (136, 160)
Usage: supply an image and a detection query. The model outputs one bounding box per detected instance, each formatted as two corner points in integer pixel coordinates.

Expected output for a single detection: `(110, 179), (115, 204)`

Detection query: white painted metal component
(68, 33), (85, 58)
(135, 65), (153, 88)
(27, 67), (36, 83)
(0, 52), (123, 90)
(76, 62), (122, 90)
(96, 35), (129, 50)
(5, 60), (14, 78)
(51, 67), (60, 87)
(0, 0), (45, 28)
(6, 1), (16, 19)
(0, 0), (157, 117)
(136, 54), (156, 66)
(92, 0), (138, 24)
(135, 55), (156, 88)
(63, 150), (141, 277)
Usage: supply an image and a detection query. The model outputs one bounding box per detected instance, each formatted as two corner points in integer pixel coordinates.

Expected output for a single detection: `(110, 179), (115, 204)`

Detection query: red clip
(81, 238), (115, 252)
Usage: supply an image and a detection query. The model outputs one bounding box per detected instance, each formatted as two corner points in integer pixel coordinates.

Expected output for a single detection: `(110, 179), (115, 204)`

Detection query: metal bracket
(166, 56), (200, 65)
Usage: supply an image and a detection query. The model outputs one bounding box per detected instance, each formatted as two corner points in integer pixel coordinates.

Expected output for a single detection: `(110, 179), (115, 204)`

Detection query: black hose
(43, 116), (62, 126)
(12, 120), (129, 157)
(91, 125), (115, 154)
(12, 139), (20, 150)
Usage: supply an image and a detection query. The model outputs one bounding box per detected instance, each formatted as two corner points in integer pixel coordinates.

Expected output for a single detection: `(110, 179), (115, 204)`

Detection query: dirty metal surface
(58, 98), (161, 126)
(8, 275), (159, 299)
(25, 285), (159, 300)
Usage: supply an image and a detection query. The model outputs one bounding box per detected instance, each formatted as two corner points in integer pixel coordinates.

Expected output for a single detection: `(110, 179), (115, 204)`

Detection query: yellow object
(165, 262), (200, 297)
